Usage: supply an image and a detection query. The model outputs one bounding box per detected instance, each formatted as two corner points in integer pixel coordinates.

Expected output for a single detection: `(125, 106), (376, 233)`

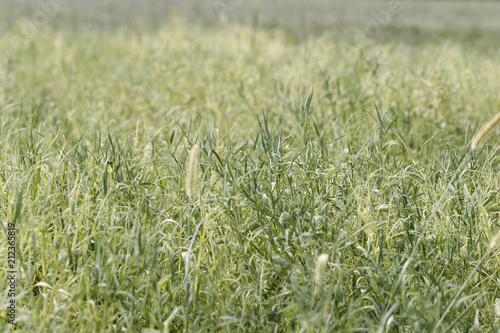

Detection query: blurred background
(2, 0), (500, 32)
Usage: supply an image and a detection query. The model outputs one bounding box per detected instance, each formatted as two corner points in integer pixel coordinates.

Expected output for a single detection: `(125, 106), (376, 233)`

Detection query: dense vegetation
(1, 10), (500, 332)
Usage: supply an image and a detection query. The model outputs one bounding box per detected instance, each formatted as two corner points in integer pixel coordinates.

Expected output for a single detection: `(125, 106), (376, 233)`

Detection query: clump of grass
(472, 112), (500, 149)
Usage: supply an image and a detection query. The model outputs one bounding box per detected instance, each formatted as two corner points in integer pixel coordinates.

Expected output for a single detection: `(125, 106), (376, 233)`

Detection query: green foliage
(1, 15), (500, 332)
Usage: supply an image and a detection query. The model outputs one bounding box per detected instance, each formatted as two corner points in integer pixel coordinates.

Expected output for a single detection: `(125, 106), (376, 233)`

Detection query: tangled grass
(1, 16), (500, 332)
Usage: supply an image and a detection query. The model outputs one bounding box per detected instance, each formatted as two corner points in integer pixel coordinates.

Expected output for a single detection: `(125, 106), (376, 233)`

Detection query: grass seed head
(495, 299), (500, 317)
(185, 144), (199, 198)
(313, 254), (329, 297)
(471, 112), (500, 150)
(490, 229), (500, 249)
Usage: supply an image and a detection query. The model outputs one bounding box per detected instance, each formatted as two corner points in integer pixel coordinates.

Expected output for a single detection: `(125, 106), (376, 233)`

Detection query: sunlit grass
(1, 15), (500, 332)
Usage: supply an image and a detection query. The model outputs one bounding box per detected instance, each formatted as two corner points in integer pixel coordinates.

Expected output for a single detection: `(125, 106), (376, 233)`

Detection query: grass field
(2, 3), (500, 332)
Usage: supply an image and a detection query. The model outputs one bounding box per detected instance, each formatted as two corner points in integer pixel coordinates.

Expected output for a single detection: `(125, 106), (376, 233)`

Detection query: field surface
(1, 1), (500, 332)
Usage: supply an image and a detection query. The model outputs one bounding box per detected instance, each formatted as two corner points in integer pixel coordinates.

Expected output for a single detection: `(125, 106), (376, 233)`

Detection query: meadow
(1, 5), (500, 332)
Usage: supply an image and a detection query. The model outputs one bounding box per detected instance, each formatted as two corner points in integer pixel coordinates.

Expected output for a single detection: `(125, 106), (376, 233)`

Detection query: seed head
(313, 254), (329, 297)
(185, 144), (199, 198)
(490, 229), (500, 249)
(471, 112), (500, 150)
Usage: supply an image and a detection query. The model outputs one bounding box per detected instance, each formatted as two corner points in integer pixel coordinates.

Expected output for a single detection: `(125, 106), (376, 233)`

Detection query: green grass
(1, 14), (500, 332)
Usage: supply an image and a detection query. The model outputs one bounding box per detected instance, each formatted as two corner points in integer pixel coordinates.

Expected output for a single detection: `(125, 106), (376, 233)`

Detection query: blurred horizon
(2, 0), (500, 33)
